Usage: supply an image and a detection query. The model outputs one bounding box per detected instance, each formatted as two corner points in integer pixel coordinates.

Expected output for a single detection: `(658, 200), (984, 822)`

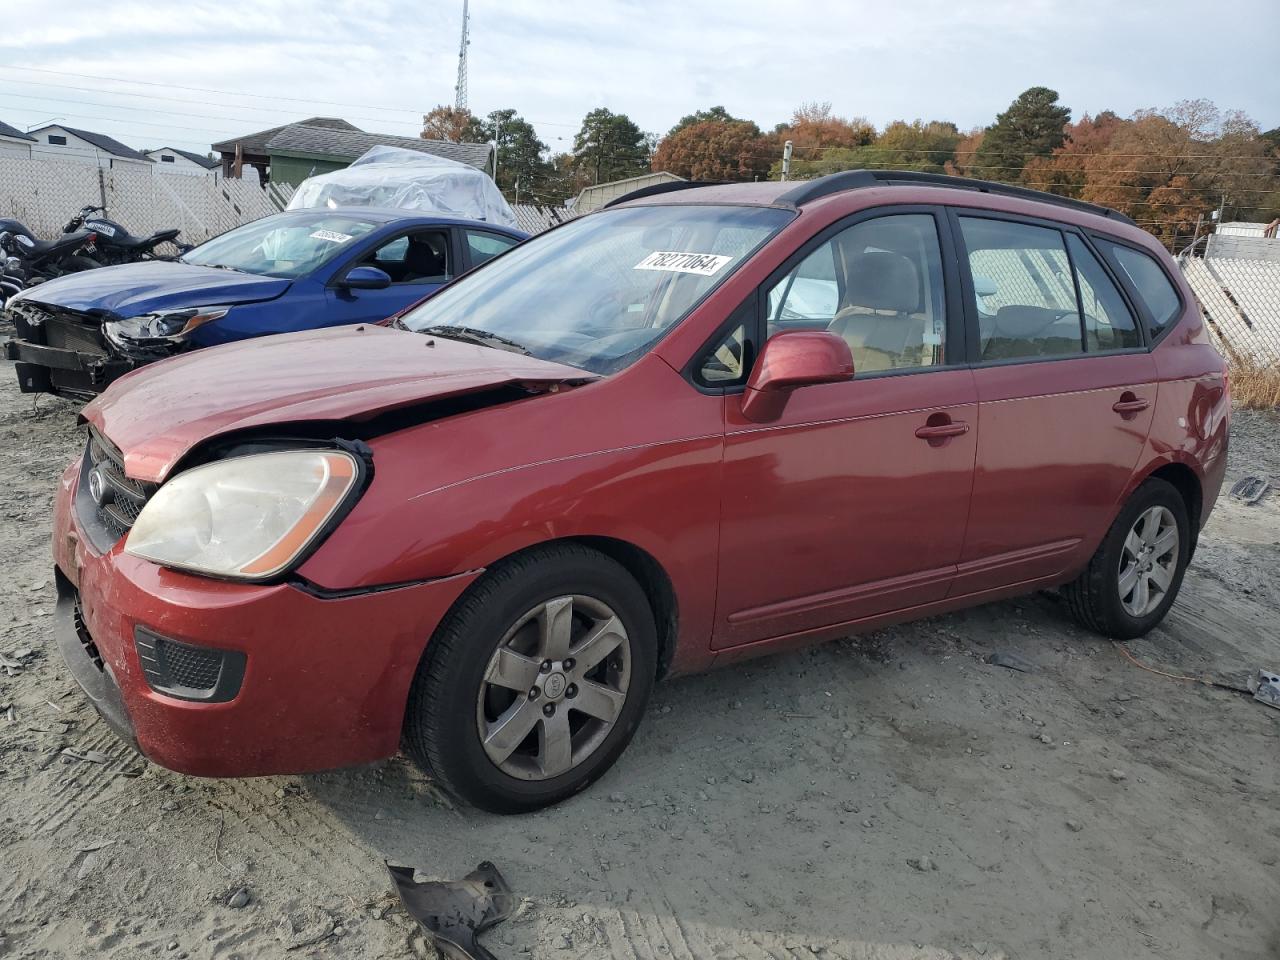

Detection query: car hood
(15, 261), (290, 317)
(83, 325), (598, 483)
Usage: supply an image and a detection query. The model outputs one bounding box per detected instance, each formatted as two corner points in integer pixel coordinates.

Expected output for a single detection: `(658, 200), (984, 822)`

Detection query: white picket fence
(0, 155), (294, 248)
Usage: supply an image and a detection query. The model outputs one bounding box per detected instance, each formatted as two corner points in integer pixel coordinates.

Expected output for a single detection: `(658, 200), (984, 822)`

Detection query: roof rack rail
(777, 169), (1136, 225)
(601, 180), (728, 209)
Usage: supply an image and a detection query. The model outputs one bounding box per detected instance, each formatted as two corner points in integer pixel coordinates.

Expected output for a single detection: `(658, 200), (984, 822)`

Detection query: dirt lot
(1, 359), (1278, 960)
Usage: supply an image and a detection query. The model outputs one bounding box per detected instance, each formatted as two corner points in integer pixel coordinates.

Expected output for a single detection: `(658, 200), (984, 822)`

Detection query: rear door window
(465, 230), (520, 268)
(1098, 242), (1182, 337)
(959, 217), (1083, 361)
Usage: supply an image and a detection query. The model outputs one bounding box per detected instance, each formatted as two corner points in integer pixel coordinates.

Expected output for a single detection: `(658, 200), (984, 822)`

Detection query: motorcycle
(63, 205), (191, 265)
(0, 221), (98, 284)
(0, 258), (23, 311)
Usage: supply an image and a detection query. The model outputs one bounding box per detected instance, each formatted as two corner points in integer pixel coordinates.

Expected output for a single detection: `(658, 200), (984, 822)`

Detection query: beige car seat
(825, 249), (926, 373)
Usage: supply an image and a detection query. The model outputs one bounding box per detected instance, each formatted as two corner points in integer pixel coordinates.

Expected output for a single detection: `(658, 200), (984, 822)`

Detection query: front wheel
(1064, 478), (1190, 639)
(404, 544), (657, 813)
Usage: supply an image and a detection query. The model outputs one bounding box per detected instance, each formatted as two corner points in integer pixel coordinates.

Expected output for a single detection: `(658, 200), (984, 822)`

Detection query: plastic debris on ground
(387, 860), (514, 960)
(288, 146), (517, 228)
(984, 650), (1036, 673)
(1248, 669), (1280, 710)
(1228, 476), (1271, 504)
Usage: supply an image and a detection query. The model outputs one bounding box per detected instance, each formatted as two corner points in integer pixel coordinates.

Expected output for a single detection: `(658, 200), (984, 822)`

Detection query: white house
(27, 124), (152, 169)
(0, 120), (34, 158)
(146, 146), (220, 177)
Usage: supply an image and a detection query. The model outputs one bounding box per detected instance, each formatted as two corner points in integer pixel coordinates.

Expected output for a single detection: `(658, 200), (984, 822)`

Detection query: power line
(0, 65), (583, 130)
(0, 63), (429, 115)
(0, 77), (425, 131)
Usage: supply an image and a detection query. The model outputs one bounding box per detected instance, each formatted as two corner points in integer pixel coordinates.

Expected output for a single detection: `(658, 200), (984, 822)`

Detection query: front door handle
(1112, 395), (1150, 416)
(915, 421), (969, 441)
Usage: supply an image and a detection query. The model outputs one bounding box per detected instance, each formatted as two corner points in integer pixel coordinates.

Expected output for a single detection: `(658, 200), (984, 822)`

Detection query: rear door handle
(915, 422), (969, 440)
(1112, 398), (1150, 415)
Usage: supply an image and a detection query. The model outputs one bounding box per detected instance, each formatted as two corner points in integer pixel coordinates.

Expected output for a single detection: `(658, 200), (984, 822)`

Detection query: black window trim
(684, 204), (966, 393)
(686, 291), (760, 392)
(946, 206), (1151, 370)
(1087, 232), (1186, 349)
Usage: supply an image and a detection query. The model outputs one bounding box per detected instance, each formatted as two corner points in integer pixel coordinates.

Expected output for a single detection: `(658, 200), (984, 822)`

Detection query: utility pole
(780, 140), (793, 182)
(454, 0), (470, 112)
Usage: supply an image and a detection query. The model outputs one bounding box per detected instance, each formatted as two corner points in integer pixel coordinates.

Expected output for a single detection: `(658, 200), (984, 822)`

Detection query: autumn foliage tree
(667, 106), (743, 138)
(421, 105), (486, 143)
(945, 129), (984, 177)
(769, 102), (875, 176)
(651, 120), (773, 181)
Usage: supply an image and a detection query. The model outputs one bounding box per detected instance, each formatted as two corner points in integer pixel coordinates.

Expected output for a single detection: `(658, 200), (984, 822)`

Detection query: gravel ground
(1, 359), (1278, 960)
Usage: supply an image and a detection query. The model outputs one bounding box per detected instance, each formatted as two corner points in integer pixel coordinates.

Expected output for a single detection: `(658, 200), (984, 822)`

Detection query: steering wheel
(583, 290), (633, 335)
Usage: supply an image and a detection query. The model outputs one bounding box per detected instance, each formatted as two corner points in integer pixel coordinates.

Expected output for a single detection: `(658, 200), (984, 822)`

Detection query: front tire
(404, 544), (657, 813)
(1064, 478), (1190, 639)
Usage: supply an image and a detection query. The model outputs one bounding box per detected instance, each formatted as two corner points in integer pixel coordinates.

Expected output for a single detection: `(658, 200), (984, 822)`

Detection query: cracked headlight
(103, 306), (229, 351)
(125, 449), (362, 581)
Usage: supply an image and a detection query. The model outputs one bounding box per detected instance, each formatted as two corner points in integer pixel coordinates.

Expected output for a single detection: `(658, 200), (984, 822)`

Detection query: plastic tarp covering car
(287, 146), (517, 228)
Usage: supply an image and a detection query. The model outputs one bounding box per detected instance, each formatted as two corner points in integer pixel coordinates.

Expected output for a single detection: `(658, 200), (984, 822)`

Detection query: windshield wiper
(418, 324), (530, 355)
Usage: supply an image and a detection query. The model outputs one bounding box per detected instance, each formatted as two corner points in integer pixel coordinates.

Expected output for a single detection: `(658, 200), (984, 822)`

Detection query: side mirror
(341, 265), (392, 291)
(740, 330), (854, 422)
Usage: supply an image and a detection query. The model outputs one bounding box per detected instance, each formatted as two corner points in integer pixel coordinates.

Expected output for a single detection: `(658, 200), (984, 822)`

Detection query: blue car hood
(17, 261), (291, 316)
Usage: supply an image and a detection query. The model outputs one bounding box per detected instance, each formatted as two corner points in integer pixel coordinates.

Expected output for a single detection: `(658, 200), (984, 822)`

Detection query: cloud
(0, 0), (1276, 156)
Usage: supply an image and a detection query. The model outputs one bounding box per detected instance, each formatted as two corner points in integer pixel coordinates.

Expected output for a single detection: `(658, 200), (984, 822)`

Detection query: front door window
(766, 214), (949, 375)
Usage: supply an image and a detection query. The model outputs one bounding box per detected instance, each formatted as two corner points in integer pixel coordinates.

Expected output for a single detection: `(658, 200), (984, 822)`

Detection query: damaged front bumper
(51, 454), (483, 777)
(4, 299), (143, 398)
(5, 337), (134, 396)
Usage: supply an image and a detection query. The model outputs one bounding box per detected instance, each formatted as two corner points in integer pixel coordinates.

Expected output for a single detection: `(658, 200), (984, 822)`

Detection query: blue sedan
(3, 208), (527, 398)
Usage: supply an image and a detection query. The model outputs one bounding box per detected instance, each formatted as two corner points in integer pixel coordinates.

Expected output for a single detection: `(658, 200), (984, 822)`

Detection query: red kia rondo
(50, 171), (1229, 812)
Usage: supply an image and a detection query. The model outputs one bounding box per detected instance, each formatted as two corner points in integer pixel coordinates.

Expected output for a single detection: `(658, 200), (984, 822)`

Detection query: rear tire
(1064, 478), (1190, 639)
(63, 255), (101, 272)
(404, 544), (656, 813)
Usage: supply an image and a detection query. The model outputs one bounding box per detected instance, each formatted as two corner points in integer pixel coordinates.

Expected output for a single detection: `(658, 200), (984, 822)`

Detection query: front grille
(85, 428), (155, 543)
(134, 628), (246, 702)
(45, 318), (107, 355)
(9, 301), (108, 354)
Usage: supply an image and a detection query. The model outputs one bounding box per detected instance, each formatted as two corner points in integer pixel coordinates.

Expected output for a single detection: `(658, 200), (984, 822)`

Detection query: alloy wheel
(1117, 505), (1179, 618)
(475, 595), (632, 781)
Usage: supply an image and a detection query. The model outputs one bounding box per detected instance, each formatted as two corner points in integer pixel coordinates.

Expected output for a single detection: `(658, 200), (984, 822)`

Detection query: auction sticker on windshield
(634, 251), (733, 276)
(309, 229), (353, 244)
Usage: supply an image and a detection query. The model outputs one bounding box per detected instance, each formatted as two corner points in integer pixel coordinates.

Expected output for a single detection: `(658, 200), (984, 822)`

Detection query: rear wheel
(63, 254), (101, 272)
(404, 544), (656, 813)
(1064, 478), (1190, 638)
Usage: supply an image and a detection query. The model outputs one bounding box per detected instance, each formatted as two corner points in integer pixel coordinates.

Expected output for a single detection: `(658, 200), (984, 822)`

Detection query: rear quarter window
(1098, 242), (1182, 338)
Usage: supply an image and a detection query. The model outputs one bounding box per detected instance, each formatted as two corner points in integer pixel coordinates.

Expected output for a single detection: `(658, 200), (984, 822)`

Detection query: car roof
(276, 206), (527, 236)
(609, 170), (1144, 240)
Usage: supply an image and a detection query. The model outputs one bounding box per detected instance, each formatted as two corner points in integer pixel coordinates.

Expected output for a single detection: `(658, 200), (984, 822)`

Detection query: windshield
(181, 213), (381, 279)
(399, 204), (792, 374)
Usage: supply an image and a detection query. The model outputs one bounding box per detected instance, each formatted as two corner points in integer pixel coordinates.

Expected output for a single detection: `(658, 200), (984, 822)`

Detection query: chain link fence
(0, 156), (293, 247)
(1179, 251), (1280, 367)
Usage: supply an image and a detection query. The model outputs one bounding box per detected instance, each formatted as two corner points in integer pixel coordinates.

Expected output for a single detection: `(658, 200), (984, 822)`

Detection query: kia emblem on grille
(87, 467), (109, 506)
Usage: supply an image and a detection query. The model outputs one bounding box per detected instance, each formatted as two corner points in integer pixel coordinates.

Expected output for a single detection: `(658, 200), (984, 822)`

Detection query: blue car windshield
(399, 204), (792, 374)
(181, 213), (380, 279)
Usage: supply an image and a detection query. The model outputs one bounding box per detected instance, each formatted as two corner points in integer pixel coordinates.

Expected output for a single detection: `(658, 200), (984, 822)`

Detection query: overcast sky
(1, 0), (1276, 157)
